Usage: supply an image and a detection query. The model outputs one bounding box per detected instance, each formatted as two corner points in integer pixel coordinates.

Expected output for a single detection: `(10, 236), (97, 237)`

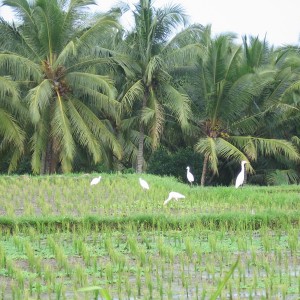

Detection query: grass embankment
(0, 173), (299, 232)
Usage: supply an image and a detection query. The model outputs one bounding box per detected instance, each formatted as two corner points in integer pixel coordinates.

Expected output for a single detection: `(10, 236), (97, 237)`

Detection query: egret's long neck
(241, 164), (245, 172)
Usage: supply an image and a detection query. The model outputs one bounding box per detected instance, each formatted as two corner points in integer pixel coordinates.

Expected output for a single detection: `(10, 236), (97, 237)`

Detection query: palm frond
(66, 100), (101, 163)
(51, 95), (75, 166)
(62, 0), (97, 32)
(224, 44), (242, 80)
(253, 137), (300, 162)
(71, 98), (122, 160)
(263, 67), (296, 105)
(0, 75), (19, 103)
(26, 79), (53, 124)
(284, 80), (300, 96)
(155, 3), (188, 42)
(77, 15), (121, 47)
(163, 43), (206, 68)
(30, 120), (48, 174)
(216, 138), (254, 173)
(119, 116), (139, 131)
(0, 108), (25, 149)
(195, 137), (218, 174)
(231, 136), (300, 162)
(145, 55), (164, 85)
(120, 80), (145, 113)
(211, 66), (273, 124)
(160, 83), (191, 128)
(228, 136), (257, 161)
(291, 135), (300, 147)
(141, 87), (165, 148)
(0, 19), (30, 55)
(2, 0), (34, 24)
(66, 72), (115, 99)
(55, 41), (76, 66)
(0, 53), (41, 81)
(7, 147), (22, 173)
(266, 169), (299, 185)
(230, 113), (261, 135)
(0, 76), (28, 121)
(163, 23), (206, 50)
(65, 57), (117, 73)
(77, 86), (119, 119)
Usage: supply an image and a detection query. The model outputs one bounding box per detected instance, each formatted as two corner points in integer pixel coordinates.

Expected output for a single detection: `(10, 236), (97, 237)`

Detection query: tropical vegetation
(1, 0), (300, 186)
(0, 2), (299, 298)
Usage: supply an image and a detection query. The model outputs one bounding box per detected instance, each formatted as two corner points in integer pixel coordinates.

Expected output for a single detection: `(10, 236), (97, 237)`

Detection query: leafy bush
(147, 147), (202, 184)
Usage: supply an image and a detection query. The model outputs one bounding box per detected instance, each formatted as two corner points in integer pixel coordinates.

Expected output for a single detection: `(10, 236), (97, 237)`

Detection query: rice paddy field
(0, 173), (299, 299)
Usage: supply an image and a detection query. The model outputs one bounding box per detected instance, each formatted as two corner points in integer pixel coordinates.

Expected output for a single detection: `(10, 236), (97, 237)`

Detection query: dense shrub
(147, 147), (203, 184)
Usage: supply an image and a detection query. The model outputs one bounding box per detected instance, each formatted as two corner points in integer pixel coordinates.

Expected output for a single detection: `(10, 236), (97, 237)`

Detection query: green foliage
(0, 0), (300, 183)
(0, 76), (26, 172)
(266, 169), (299, 185)
(147, 147), (202, 183)
(0, 0), (123, 174)
(118, 0), (197, 171)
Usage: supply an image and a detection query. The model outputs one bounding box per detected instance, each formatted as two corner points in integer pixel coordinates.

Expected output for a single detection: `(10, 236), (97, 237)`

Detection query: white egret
(235, 161), (248, 188)
(163, 191), (185, 205)
(90, 176), (101, 186)
(139, 178), (149, 190)
(186, 166), (194, 185)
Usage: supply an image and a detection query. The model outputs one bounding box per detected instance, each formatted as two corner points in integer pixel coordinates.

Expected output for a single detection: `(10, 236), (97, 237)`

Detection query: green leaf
(210, 256), (240, 300)
(77, 286), (112, 300)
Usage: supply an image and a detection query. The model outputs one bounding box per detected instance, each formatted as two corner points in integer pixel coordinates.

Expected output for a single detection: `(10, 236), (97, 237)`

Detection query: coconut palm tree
(252, 44), (300, 184)
(0, 75), (26, 172)
(0, 0), (123, 174)
(188, 34), (300, 185)
(119, 0), (196, 173)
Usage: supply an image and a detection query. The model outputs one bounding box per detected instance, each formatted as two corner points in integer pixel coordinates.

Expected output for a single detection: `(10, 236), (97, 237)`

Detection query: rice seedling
(104, 262), (114, 283)
(135, 266), (142, 297)
(44, 264), (55, 285)
(124, 274), (132, 299)
(55, 281), (64, 300)
(183, 236), (194, 261)
(145, 270), (153, 299)
(287, 228), (299, 254)
(46, 236), (70, 274)
(166, 282), (173, 299)
(73, 239), (92, 266)
(5, 203), (15, 218)
(74, 264), (88, 286)
(11, 281), (22, 300)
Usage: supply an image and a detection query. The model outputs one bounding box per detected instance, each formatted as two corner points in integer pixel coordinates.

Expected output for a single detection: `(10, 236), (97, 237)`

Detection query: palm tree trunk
(40, 152), (46, 175)
(200, 154), (209, 186)
(136, 124), (144, 173)
(41, 139), (58, 174)
(45, 141), (53, 174)
(136, 94), (147, 173)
